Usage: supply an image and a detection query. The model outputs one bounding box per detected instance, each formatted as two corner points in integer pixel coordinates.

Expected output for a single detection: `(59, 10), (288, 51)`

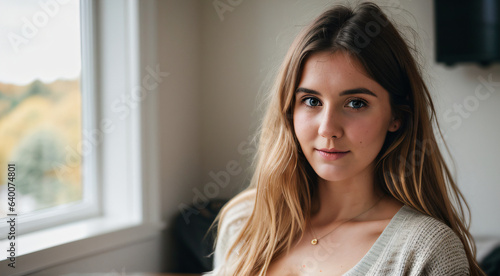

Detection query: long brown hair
(212, 2), (485, 275)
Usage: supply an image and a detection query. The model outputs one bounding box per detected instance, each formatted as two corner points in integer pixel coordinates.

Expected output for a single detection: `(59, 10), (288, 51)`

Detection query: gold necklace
(309, 194), (385, 245)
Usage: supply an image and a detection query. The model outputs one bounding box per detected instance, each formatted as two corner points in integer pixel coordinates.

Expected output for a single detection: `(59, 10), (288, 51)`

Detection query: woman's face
(293, 51), (400, 182)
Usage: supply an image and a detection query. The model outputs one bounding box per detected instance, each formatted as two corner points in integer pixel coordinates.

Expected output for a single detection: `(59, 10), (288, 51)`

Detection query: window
(0, 0), (99, 235)
(0, 0), (163, 274)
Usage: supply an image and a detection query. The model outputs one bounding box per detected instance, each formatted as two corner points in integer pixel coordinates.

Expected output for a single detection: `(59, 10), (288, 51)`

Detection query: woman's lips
(316, 149), (350, 160)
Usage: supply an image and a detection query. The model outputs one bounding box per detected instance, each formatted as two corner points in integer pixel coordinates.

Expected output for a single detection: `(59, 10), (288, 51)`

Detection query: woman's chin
(316, 172), (350, 183)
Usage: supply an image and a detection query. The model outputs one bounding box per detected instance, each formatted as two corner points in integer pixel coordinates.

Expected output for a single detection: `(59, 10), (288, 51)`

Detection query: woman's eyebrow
(340, 88), (378, 97)
(295, 87), (378, 97)
(295, 87), (321, 95)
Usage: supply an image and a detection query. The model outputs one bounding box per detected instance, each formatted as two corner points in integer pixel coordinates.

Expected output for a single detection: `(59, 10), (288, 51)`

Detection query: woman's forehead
(298, 51), (386, 97)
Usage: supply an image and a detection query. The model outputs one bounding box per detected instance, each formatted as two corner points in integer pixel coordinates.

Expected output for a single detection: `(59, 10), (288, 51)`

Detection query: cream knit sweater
(204, 191), (470, 275)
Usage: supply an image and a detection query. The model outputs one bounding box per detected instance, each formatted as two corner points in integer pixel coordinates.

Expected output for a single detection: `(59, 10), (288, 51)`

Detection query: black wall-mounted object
(435, 0), (500, 66)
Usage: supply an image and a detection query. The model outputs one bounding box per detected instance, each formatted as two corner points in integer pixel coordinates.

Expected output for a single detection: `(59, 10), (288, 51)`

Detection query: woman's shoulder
(219, 188), (256, 228)
(397, 205), (463, 243)
(210, 188), (256, 270)
(348, 205), (470, 275)
(389, 205), (470, 274)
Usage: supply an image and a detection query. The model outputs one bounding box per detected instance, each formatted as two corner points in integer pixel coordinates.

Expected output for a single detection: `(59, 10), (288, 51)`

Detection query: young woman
(204, 2), (485, 275)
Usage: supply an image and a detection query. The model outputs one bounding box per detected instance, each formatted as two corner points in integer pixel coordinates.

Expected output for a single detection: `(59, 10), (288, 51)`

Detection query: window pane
(0, 0), (82, 218)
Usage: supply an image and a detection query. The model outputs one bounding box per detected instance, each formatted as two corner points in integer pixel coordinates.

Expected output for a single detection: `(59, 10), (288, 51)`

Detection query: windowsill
(0, 216), (166, 275)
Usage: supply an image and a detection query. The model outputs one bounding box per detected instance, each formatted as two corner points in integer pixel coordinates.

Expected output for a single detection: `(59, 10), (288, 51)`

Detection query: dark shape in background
(435, 0), (500, 67)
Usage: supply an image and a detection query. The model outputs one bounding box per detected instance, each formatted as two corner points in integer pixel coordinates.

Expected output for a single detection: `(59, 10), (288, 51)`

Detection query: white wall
(157, 0), (204, 226)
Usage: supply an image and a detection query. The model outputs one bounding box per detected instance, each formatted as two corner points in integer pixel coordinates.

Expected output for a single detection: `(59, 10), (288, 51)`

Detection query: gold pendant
(311, 238), (318, 245)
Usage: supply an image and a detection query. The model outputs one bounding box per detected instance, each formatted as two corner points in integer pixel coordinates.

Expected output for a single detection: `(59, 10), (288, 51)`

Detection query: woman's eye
(303, 97), (321, 107)
(346, 99), (367, 109)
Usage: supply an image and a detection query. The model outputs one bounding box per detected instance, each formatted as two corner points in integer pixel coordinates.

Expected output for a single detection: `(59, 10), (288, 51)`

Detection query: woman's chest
(265, 224), (384, 276)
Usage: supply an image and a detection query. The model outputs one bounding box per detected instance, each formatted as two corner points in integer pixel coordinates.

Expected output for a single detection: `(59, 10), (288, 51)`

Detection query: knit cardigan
(204, 191), (470, 275)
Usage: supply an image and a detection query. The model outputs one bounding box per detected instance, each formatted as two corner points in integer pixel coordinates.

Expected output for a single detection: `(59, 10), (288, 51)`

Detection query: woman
(205, 2), (485, 275)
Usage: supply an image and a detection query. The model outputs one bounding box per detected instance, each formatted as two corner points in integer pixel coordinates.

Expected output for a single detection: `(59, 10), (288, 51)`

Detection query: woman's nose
(317, 108), (344, 139)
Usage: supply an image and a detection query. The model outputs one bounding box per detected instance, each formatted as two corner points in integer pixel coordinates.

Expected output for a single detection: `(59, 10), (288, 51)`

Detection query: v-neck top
(204, 192), (470, 275)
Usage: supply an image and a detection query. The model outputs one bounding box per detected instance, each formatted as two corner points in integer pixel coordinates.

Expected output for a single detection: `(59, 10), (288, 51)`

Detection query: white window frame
(0, 0), (163, 274)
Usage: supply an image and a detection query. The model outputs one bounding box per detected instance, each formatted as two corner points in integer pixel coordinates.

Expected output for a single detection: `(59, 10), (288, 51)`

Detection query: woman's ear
(388, 117), (401, 132)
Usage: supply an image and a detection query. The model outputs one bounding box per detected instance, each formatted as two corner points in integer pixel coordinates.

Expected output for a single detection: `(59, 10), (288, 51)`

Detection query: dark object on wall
(481, 245), (500, 276)
(172, 199), (228, 273)
(435, 0), (500, 66)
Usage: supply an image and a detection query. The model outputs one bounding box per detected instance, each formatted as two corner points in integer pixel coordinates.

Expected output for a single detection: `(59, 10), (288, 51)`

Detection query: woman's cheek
(351, 120), (383, 150)
(294, 112), (313, 136)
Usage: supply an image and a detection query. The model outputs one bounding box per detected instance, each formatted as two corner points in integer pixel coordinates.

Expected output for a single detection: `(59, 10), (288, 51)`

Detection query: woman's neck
(311, 167), (385, 227)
